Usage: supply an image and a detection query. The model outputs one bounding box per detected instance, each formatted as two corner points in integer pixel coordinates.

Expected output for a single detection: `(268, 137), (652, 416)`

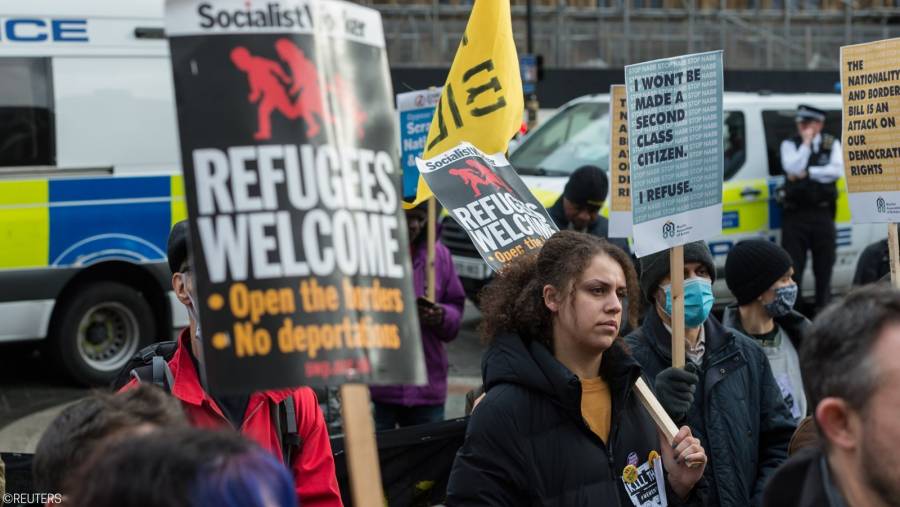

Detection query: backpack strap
(130, 357), (175, 393)
(271, 395), (303, 467)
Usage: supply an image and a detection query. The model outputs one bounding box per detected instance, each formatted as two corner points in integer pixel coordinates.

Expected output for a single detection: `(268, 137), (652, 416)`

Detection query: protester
(764, 285), (900, 507)
(547, 165), (630, 253)
(446, 231), (707, 506)
(852, 236), (895, 286)
(723, 239), (808, 421)
(32, 385), (188, 498)
(370, 202), (465, 430)
(120, 221), (342, 507)
(625, 241), (795, 507)
(67, 427), (297, 507)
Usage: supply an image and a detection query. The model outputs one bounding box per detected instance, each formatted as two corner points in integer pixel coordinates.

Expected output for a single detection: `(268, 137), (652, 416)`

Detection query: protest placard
(165, 0), (425, 395)
(609, 84), (632, 238)
(415, 142), (558, 272)
(841, 38), (900, 286)
(398, 88), (442, 202)
(840, 38), (900, 224)
(625, 50), (724, 258)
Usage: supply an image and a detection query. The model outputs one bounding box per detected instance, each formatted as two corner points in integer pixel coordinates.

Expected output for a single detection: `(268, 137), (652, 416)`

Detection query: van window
(762, 109), (842, 176)
(724, 111), (746, 181)
(510, 101), (610, 176)
(0, 58), (54, 167)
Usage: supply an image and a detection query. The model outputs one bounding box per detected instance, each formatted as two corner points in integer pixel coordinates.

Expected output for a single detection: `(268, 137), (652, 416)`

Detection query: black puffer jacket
(445, 334), (706, 506)
(625, 311), (796, 507)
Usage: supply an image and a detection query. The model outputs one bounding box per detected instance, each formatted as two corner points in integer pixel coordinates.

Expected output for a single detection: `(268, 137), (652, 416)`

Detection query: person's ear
(543, 284), (560, 313)
(655, 286), (667, 307)
(172, 272), (191, 307)
(816, 398), (862, 452)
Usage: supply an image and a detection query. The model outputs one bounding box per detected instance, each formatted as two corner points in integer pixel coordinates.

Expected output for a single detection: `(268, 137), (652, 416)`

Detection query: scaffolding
(362, 0), (900, 70)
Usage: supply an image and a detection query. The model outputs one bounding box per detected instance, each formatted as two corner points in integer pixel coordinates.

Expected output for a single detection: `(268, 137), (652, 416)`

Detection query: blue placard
(520, 54), (537, 95)
(397, 89), (442, 201)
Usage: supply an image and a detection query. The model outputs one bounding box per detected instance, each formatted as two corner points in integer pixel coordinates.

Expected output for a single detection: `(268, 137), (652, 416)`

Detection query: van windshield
(510, 102), (610, 176)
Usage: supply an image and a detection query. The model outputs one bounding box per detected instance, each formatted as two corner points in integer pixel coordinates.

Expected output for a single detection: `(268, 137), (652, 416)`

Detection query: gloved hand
(654, 365), (699, 423)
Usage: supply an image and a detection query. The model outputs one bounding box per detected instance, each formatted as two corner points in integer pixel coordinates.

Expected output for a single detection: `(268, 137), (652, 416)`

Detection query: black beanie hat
(639, 241), (716, 303)
(725, 239), (793, 305)
(564, 166), (608, 207)
(167, 220), (190, 275)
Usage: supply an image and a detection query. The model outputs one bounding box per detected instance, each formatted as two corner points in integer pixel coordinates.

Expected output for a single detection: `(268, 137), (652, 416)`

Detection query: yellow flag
(405, 0), (523, 208)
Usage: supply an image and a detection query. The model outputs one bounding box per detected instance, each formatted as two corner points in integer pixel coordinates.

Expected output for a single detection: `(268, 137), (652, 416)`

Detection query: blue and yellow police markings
(0, 180), (50, 269)
(721, 179), (770, 236)
(0, 174), (188, 270)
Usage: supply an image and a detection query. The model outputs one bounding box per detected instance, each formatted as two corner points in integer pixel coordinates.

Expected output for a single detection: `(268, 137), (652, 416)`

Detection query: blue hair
(191, 447), (298, 507)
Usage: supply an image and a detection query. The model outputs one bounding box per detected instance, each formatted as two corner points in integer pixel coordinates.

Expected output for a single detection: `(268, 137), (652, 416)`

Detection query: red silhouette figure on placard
(274, 38), (330, 138)
(448, 159), (513, 197)
(231, 39), (368, 142)
(230, 46), (298, 141)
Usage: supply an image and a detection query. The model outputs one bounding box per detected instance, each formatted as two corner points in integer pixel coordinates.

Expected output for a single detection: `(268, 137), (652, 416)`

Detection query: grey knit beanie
(639, 241), (716, 303)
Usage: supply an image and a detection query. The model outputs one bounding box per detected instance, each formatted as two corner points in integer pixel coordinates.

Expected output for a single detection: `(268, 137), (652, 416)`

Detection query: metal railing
(363, 1), (900, 70)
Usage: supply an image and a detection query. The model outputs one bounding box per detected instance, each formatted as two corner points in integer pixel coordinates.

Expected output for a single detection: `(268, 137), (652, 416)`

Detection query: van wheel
(50, 281), (155, 386)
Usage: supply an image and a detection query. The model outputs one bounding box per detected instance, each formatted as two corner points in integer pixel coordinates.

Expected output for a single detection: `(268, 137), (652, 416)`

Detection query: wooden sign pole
(889, 223), (900, 288)
(340, 384), (385, 507)
(670, 245), (686, 368)
(634, 378), (701, 468)
(426, 197), (437, 301)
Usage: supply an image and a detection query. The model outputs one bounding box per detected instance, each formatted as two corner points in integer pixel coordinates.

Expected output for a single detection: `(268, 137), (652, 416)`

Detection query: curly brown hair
(479, 230), (640, 348)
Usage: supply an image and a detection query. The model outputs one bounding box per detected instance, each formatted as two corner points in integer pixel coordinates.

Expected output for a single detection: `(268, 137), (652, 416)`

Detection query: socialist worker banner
(416, 142), (558, 272)
(165, 0), (425, 394)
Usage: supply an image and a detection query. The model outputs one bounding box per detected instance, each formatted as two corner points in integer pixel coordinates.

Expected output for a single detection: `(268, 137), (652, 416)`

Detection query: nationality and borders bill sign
(415, 142), (557, 272)
(165, 0), (425, 394)
(625, 51), (724, 257)
(840, 38), (900, 223)
(609, 84), (632, 238)
(398, 88), (442, 202)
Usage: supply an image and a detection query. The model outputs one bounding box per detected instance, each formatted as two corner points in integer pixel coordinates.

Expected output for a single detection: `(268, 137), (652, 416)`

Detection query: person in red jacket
(121, 221), (342, 507)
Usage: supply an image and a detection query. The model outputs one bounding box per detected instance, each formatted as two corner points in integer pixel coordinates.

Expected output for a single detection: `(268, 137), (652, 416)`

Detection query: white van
(442, 92), (885, 304)
(0, 0), (188, 384)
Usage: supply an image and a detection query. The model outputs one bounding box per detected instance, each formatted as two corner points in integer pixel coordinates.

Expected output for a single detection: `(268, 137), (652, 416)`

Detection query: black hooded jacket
(445, 334), (705, 506)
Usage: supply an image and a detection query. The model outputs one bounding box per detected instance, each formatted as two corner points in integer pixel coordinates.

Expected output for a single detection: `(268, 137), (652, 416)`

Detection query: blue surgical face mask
(659, 277), (715, 328)
(764, 284), (798, 318)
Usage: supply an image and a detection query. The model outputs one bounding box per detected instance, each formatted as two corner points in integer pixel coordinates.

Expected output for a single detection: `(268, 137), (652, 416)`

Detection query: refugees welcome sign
(166, 0), (425, 394)
(416, 143), (557, 272)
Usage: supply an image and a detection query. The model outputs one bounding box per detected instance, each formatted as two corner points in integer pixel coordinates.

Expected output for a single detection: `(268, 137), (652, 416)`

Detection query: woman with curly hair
(446, 231), (707, 506)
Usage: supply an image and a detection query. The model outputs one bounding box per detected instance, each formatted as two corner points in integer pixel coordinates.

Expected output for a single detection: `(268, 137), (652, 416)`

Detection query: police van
(0, 0), (188, 385)
(442, 92), (886, 304)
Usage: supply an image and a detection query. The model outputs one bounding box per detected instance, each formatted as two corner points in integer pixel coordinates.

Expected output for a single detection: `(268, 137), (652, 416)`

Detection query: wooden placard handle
(340, 384), (385, 507)
(889, 223), (900, 288)
(670, 245), (685, 368)
(633, 378), (701, 468)
(426, 197), (437, 301)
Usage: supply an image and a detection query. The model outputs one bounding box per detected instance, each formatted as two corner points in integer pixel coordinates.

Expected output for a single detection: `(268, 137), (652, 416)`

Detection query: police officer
(779, 105), (843, 313)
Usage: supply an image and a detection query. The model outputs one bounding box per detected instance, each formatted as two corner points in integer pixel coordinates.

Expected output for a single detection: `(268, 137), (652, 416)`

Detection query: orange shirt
(581, 377), (612, 444)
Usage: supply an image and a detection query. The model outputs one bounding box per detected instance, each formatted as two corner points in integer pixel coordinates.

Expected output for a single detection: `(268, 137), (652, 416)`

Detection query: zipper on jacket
(608, 402), (625, 506)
